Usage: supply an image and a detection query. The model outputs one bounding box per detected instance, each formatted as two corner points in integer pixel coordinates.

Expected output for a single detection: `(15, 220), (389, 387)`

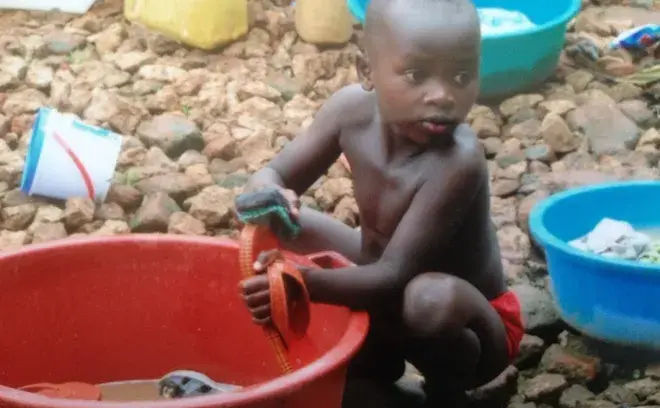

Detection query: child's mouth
(419, 118), (455, 135)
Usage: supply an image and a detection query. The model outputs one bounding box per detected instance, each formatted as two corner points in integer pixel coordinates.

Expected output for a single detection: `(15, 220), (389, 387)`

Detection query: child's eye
(453, 71), (471, 86)
(404, 69), (426, 84)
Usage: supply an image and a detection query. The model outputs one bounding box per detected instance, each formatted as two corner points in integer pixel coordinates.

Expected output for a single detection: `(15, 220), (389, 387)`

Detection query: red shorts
(489, 290), (524, 361)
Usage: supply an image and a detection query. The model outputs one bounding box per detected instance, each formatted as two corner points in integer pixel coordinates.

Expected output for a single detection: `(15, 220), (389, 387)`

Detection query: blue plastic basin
(346, 0), (582, 100)
(529, 181), (660, 349)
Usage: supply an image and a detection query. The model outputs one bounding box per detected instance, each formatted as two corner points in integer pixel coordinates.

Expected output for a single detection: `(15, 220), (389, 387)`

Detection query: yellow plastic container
(295, 0), (354, 45)
(124, 0), (248, 50)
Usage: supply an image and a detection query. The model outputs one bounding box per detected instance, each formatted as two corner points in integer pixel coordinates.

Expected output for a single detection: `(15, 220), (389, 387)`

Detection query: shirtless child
(236, 0), (524, 404)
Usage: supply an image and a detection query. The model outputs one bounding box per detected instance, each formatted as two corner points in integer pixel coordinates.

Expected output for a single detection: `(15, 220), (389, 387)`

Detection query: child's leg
(400, 273), (511, 402)
(281, 207), (406, 386)
(281, 206), (363, 264)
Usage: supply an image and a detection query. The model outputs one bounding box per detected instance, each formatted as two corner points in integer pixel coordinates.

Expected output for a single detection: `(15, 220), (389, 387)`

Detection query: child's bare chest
(340, 129), (426, 246)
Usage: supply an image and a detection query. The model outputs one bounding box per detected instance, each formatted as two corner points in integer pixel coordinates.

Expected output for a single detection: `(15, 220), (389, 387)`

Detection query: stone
(481, 137), (503, 158)
(492, 179), (520, 198)
(314, 178), (353, 211)
(647, 364), (660, 380)
(43, 31), (86, 55)
(168, 212), (207, 235)
(490, 197), (517, 229)
(31, 222), (68, 244)
(63, 198), (95, 231)
(497, 225), (530, 263)
(559, 385), (595, 408)
(88, 22), (125, 55)
(538, 100), (577, 117)
(515, 334), (546, 368)
(648, 392), (660, 405)
(333, 196), (359, 227)
(1, 204), (37, 231)
(138, 64), (188, 83)
(111, 51), (157, 72)
(130, 192), (181, 233)
(522, 373), (568, 402)
(89, 220), (130, 236)
(178, 150), (209, 169)
(578, 401), (618, 408)
(500, 94), (544, 118)
(83, 89), (147, 135)
(619, 100), (655, 128)
(137, 113), (205, 158)
(566, 96), (639, 155)
(566, 70), (594, 92)
(541, 114), (580, 154)
(107, 184), (143, 210)
(510, 283), (561, 332)
(3, 88), (47, 116)
(539, 344), (601, 383)
(95, 203), (125, 221)
(525, 144), (556, 164)
(518, 191), (550, 232)
(26, 61), (54, 90)
(600, 383), (640, 406)
(505, 118), (542, 142)
(624, 378), (660, 400)
(638, 128), (660, 148)
(237, 81), (282, 102)
(143, 147), (178, 171)
(495, 139), (526, 168)
(472, 115), (501, 139)
(183, 185), (234, 228)
(0, 230), (28, 251)
(184, 163), (214, 188)
(203, 132), (238, 160)
(30, 205), (64, 229)
(135, 173), (199, 203)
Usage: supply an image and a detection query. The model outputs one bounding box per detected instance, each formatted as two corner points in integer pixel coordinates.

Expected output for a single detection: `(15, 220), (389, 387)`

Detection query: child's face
(366, 2), (481, 145)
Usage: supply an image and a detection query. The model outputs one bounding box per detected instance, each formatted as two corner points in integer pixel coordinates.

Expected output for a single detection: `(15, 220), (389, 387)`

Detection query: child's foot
(466, 365), (519, 408)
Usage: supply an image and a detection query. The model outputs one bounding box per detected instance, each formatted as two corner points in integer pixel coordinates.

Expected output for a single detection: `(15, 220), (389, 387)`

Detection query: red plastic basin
(0, 235), (369, 407)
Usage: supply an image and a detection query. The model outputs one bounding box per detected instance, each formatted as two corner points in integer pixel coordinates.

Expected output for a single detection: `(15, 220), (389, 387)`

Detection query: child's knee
(402, 273), (466, 338)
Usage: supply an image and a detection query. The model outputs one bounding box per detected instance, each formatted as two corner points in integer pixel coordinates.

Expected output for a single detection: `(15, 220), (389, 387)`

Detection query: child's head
(359, 0), (481, 144)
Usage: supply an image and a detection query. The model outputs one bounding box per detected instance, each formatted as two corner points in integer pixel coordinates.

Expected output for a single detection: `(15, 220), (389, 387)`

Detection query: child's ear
(356, 50), (373, 91)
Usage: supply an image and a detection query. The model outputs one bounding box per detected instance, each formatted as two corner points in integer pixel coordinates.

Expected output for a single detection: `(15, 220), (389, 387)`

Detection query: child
(236, 0), (524, 405)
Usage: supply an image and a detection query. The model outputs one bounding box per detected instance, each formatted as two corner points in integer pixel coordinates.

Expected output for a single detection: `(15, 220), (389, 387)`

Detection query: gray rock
(559, 384), (595, 408)
(510, 283), (561, 332)
(624, 378), (660, 400)
(522, 373), (568, 402)
(137, 113), (205, 159)
(566, 96), (639, 156)
(600, 383), (640, 406)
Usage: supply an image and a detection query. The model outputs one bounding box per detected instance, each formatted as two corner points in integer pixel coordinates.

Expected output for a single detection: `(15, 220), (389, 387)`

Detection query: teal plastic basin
(347, 0), (582, 100)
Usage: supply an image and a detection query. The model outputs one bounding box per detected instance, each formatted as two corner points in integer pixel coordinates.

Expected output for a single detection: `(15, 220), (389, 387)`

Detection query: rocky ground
(0, 0), (659, 406)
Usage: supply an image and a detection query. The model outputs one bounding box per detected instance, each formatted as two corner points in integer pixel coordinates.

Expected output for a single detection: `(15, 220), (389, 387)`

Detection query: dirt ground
(0, 0), (659, 407)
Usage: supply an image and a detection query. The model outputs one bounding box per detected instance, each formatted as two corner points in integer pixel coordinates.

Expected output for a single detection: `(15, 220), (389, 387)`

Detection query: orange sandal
(239, 224), (318, 373)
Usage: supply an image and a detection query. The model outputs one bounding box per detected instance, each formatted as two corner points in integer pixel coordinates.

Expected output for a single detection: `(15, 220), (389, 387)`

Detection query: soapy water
(477, 8), (537, 37)
(98, 380), (165, 402)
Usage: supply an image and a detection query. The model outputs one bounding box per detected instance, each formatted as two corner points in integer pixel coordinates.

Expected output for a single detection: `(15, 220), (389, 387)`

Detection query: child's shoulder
(324, 84), (377, 129)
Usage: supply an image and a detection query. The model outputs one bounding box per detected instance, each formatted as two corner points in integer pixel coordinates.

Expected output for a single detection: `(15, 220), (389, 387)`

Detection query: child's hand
(277, 187), (301, 220)
(235, 185), (301, 219)
(240, 249), (282, 325)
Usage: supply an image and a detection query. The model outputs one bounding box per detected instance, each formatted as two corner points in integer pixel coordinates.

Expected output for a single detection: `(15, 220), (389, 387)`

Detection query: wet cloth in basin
(478, 8), (537, 37)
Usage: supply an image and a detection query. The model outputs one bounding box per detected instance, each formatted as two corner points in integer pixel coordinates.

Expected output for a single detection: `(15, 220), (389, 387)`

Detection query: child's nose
(423, 83), (455, 110)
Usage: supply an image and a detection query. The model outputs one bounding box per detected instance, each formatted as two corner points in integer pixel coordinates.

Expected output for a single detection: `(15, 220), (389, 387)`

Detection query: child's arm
(301, 131), (487, 309)
(245, 86), (359, 195)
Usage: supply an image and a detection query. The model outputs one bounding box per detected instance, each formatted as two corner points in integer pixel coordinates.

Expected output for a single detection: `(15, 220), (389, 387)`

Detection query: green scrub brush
(234, 188), (301, 240)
